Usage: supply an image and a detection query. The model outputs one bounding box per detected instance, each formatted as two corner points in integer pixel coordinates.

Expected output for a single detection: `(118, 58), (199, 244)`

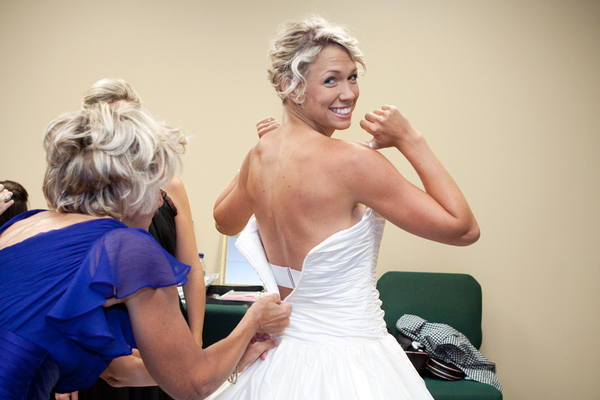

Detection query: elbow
(214, 219), (242, 237)
(454, 220), (480, 246)
(190, 387), (214, 400)
(213, 210), (233, 236)
(213, 208), (248, 237)
(164, 377), (217, 400)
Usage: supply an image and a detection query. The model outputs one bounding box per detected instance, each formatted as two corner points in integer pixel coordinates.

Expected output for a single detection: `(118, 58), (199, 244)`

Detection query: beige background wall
(1, 0), (598, 398)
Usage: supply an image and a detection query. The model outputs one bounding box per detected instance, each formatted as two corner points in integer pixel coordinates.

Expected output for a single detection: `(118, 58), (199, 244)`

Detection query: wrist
(240, 305), (261, 335)
(395, 129), (426, 155)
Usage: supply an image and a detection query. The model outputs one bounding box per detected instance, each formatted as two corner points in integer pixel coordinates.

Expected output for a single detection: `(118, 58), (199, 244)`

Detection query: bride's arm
(213, 151), (254, 236)
(356, 105), (479, 246)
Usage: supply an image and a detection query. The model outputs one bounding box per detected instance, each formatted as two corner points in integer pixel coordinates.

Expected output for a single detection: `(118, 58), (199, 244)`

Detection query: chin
(335, 121), (352, 131)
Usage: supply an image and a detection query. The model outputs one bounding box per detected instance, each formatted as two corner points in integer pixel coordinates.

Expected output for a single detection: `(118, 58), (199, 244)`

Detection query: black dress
(77, 190), (180, 400)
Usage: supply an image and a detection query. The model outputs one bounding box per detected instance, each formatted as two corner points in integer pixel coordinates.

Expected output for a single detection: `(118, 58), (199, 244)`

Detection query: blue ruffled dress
(0, 210), (190, 399)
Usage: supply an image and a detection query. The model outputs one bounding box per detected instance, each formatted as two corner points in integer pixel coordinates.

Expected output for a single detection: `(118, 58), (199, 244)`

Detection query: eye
(348, 74), (358, 82)
(324, 76), (337, 85)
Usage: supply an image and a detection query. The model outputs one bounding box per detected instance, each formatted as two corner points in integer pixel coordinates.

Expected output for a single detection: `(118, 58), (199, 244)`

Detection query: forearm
(127, 287), (259, 400)
(198, 315), (258, 392)
(183, 269), (206, 346)
(173, 213), (206, 345)
(157, 322), (254, 400)
(164, 176), (207, 346)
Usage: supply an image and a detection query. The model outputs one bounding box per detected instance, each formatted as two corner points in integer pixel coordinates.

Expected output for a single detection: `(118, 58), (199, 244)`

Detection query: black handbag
(425, 357), (465, 381)
(396, 332), (428, 375)
(396, 332), (465, 381)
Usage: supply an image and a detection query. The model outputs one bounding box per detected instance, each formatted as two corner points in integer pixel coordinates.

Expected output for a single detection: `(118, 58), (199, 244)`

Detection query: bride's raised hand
(359, 105), (421, 152)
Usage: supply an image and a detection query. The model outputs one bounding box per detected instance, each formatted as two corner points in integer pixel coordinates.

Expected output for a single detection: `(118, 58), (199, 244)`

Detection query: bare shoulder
(328, 138), (390, 176)
(0, 211), (107, 249)
(161, 176), (193, 212)
(161, 176), (185, 198)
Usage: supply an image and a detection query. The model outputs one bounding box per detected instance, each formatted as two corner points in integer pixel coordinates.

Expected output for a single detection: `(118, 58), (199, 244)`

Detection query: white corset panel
(268, 263), (302, 289)
(235, 208), (388, 344)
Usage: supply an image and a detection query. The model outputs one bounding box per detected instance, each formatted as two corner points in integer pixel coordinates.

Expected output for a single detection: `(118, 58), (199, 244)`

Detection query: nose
(339, 82), (356, 102)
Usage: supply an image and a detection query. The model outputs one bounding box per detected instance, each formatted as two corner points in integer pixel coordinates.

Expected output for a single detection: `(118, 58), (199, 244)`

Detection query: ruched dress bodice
(208, 208), (433, 400)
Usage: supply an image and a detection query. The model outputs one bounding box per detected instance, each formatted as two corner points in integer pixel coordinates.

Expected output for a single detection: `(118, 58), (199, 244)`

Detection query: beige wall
(1, 0), (598, 398)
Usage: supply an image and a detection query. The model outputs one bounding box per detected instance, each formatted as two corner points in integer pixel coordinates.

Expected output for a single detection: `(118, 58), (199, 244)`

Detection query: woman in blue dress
(70, 78), (209, 400)
(0, 79), (291, 400)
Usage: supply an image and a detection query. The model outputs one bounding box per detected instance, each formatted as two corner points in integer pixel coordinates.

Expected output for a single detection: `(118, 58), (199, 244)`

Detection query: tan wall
(1, 0), (598, 398)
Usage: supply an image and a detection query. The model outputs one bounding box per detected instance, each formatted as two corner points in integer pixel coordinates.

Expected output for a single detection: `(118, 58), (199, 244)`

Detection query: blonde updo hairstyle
(268, 16), (366, 104)
(43, 79), (187, 220)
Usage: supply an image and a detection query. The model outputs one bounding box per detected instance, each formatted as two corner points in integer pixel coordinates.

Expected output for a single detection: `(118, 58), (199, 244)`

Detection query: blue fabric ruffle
(47, 227), (190, 357)
(0, 210), (190, 393)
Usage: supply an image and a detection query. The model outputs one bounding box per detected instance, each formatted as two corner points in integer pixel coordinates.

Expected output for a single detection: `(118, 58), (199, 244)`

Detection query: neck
(284, 102), (335, 137)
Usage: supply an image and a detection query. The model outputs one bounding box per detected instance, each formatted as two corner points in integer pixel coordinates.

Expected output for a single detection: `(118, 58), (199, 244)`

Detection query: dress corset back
(284, 209), (387, 343)
(237, 208), (388, 344)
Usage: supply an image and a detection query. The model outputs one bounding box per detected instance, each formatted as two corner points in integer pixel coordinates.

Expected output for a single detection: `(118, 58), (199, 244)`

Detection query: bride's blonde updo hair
(267, 15), (366, 104)
(43, 78), (187, 220)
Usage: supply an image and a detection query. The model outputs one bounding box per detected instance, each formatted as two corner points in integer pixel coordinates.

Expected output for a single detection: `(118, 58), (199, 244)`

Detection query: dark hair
(0, 180), (29, 226)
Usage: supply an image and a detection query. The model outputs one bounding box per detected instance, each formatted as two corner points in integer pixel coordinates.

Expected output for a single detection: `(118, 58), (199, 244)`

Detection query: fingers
(265, 293), (281, 303)
(1, 186), (12, 201)
(255, 337), (278, 353)
(256, 116), (276, 127)
(256, 116), (281, 138)
(361, 109), (386, 134)
(359, 105), (410, 150)
(55, 392), (78, 400)
(354, 140), (378, 150)
(238, 337), (279, 371)
(252, 333), (272, 343)
(252, 294), (291, 336)
(0, 185), (14, 214)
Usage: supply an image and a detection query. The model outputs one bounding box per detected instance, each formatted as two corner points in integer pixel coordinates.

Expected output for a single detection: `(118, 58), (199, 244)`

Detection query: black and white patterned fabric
(396, 314), (502, 392)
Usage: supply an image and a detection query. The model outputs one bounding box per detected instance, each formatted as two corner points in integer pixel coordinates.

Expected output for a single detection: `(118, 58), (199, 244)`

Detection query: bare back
(246, 125), (365, 293)
(0, 211), (104, 251)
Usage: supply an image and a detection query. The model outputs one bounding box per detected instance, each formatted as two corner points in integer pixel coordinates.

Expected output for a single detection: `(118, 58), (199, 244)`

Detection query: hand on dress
(0, 184), (14, 216)
(248, 293), (291, 336)
(358, 105), (421, 152)
(256, 116), (281, 138)
(237, 333), (278, 372)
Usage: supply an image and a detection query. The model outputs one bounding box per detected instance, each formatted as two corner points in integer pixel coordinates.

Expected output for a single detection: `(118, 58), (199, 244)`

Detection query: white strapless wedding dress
(208, 208), (433, 400)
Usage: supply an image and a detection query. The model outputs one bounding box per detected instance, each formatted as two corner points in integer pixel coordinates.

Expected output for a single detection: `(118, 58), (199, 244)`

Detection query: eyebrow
(322, 67), (358, 76)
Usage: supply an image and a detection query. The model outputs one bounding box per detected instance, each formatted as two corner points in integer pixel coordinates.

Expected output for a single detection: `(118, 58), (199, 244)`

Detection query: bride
(211, 16), (479, 399)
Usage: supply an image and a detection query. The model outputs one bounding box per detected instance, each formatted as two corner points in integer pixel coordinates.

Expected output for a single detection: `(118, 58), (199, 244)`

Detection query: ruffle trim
(46, 228), (190, 360)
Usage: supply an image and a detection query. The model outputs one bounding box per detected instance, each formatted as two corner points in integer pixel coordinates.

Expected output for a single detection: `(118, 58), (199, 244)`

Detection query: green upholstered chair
(376, 271), (502, 400)
(202, 285), (262, 347)
(202, 303), (249, 348)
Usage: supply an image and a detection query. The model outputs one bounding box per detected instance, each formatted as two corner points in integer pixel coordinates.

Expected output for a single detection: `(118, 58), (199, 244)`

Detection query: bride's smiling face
(299, 44), (360, 136)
